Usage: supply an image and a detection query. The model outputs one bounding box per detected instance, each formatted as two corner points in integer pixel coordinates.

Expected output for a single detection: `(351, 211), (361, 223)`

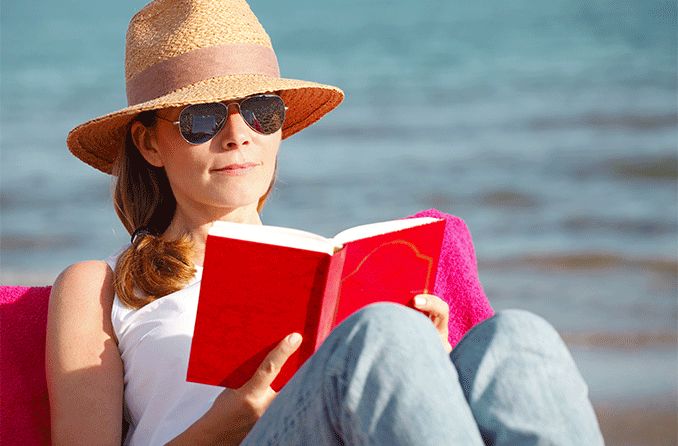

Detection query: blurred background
(1, 0), (676, 443)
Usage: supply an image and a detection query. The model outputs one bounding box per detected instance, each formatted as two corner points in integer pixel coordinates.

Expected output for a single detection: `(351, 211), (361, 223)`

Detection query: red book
(187, 217), (445, 391)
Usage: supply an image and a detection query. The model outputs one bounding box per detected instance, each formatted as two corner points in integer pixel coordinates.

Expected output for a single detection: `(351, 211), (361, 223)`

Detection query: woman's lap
(242, 303), (604, 446)
(242, 303), (483, 445)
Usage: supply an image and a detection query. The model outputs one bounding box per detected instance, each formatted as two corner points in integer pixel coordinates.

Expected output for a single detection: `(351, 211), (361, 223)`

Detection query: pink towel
(0, 285), (52, 446)
(410, 209), (495, 347)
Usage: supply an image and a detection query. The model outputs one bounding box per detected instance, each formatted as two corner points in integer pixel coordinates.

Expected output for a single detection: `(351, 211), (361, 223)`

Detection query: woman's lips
(211, 162), (260, 176)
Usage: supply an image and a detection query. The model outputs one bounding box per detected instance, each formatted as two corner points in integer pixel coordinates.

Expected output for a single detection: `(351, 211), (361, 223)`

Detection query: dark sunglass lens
(179, 103), (227, 144)
(240, 95), (286, 135)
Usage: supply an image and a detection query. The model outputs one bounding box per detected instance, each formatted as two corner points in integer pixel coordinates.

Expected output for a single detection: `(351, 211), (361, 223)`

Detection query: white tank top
(105, 247), (224, 446)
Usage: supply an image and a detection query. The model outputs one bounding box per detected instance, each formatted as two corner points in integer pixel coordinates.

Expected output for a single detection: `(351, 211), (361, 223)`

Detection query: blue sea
(1, 0), (677, 430)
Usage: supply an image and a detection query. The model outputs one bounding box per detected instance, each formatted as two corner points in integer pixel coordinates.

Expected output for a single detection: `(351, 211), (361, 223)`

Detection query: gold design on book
(340, 240), (435, 294)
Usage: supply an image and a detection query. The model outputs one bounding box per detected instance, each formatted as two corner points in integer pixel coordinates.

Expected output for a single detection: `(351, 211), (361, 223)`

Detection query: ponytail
(114, 230), (196, 308)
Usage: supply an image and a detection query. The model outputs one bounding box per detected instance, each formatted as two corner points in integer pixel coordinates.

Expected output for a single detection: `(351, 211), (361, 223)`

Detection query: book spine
(313, 247), (348, 351)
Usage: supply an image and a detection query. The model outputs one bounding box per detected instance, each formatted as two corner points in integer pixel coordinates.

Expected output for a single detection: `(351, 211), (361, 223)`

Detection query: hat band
(126, 43), (280, 105)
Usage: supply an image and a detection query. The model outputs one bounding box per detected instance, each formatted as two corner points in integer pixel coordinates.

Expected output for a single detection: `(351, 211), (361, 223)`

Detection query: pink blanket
(410, 209), (494, 346)
(0, 209), (492, 444)
(0, 285), (52, 446)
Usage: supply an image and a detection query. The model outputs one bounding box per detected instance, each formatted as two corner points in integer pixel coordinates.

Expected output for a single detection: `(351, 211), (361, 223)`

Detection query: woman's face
(133, 99), (281, 216)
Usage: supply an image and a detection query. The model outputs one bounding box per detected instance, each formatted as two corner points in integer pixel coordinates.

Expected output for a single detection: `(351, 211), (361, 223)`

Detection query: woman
(46, 0), (604, 445)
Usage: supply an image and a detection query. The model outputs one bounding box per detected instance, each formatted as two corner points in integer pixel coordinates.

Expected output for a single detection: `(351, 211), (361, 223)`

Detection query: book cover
(187, 217), (445, 390)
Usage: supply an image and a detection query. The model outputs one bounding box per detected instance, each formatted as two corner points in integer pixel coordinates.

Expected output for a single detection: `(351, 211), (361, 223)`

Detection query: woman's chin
(207, 194), (265, 212)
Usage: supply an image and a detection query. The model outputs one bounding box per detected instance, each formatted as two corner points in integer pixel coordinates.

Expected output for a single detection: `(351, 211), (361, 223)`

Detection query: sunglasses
(155, 94), (287, 144)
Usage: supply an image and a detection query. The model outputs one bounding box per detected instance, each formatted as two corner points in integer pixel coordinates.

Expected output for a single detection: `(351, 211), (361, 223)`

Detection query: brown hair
(112, 111), (276, 309)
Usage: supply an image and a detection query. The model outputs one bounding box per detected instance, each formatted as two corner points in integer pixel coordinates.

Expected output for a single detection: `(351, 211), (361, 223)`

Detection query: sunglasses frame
(155, 93), (288, 145)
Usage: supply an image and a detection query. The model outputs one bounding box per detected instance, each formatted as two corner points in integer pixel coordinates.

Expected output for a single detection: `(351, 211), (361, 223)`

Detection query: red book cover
(187, 217), (445, 391)
(332, 225), (444, 329)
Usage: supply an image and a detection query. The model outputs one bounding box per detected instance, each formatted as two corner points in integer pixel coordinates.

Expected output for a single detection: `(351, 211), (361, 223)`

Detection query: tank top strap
(105, 244), (205, 343)
(104, 244), (130, 274)
(104, 244), (134, 340)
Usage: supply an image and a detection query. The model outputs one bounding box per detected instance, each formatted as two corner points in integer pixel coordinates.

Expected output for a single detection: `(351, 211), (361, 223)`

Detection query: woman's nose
(219, 103), (251, 149)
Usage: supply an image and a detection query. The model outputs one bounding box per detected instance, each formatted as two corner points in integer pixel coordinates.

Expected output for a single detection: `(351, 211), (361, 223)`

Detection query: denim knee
(486, 309), (563, 345)
(323, 302), (442, 373)
(450, 310), (603, 445)
(451, 308), (585, 400)
(339, 302), (435, 341)
(452, 309), (566, 360)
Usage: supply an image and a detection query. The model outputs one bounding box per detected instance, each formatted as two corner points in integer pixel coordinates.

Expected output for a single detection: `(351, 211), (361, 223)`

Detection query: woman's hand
(210, 332), (302, 443)
(166, 332), (302, 446)
(412, 294), (452, 353)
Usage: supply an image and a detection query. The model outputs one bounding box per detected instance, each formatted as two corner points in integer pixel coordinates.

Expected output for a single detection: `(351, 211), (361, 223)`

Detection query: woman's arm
(166, 332), (303, 446)
(47, 259), (302, 446)
(46, 261), (124, 446)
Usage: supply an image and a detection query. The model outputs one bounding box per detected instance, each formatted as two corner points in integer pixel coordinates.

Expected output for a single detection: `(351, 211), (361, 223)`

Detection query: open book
(187, 216), (445, 391)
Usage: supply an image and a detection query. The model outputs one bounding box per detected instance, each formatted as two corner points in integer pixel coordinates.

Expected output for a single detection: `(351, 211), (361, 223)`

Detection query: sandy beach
(568, 334), (677, 446)
(596, 403), (677, 446)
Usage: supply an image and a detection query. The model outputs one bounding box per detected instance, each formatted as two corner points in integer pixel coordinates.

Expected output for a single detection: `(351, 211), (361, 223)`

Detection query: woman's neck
(162, 203), (262, 266)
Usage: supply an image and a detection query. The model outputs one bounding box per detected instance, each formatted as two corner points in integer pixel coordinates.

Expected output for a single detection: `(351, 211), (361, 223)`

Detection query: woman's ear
(130, 120), (164, 168)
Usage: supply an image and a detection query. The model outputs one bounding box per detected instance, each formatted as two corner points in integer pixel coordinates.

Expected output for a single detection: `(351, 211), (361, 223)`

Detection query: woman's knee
(337, 302), (434, 341)
(452, 308), (571, 367)
(490, 309), (566, 348)
(322, 302), (439, 369)
(320, 303), (457, 400)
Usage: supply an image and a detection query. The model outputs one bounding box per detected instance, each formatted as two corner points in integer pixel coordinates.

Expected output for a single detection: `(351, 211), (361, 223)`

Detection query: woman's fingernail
(288, 333), (302, 346)
(414, 295), (427, 306)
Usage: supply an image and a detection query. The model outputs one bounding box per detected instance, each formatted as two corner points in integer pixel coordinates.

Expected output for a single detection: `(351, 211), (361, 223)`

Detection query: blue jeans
(242, 303), (604, 445)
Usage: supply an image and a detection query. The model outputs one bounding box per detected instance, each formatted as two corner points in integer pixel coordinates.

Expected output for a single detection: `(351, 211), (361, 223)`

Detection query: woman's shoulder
(55, 260), (112, 284)
(54, 243), (127, 283)
(50, 260), (116, 314)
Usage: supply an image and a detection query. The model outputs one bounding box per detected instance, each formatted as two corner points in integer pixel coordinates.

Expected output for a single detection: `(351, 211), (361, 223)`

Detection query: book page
(209, 221), (336, 254)
(333, 217), (441, 245)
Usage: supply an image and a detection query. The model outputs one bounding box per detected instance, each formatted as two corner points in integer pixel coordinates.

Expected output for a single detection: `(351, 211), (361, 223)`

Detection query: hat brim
(66, 74), (344, 174)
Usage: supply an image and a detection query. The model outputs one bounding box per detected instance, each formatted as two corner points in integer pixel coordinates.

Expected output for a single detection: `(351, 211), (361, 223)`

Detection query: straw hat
(66, 0), (344, 174)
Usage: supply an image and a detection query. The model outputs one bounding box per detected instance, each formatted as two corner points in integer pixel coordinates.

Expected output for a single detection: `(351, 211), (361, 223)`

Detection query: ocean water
(1, 0), (677, 412)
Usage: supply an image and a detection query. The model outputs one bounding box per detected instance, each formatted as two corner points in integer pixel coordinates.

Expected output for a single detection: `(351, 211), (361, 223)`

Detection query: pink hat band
(126, 43), (280, 106)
